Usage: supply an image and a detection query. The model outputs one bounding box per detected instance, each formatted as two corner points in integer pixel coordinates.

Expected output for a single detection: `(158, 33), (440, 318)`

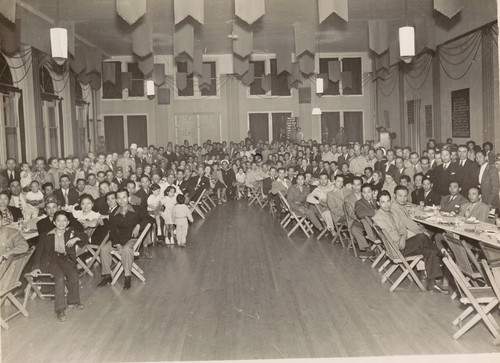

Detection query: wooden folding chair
(278, 191), (314, 238)
(1, 248), (35, 330)
(23, 273), (55, 307)
(76, 232), (110, 277)
(342, 203), (359, 257)
(248, 186), (266, 208)
(441, 249), (499, 340)
(110, 223), (151, 286)
(361, 217), (387, 270)
(373, 225), (426, 292)
(189, 189), (206, 219)
(480, 259), (500, 345)
(331, 215), (348, 248)
(314, 204), (333, 241)
(442, 233), (485, 285)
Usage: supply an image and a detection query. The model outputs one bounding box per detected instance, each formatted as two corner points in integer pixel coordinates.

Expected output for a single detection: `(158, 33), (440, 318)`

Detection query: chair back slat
(442, 233), (479, 279)
(373, 225), (400, 261)
(342, 203), (353, 226)
(360, 217), (377, 242)
(480, 243), (500, 266)
(278, 191), (291, 211)
(133, 223), (151, 252)
(0, 248), (35, 295)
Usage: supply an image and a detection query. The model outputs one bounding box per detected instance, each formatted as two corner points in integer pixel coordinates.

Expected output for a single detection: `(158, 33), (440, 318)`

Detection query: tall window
(270, 59), (290, 96)
(177, 61), (194, 96)
(249, 61), (266, 95)
(200, 62), (217, 96)
(40, 66), (62, 157)
(318, 57), (363, 95)
(319, 58), (340, 95)
(127, 63), (144, 97)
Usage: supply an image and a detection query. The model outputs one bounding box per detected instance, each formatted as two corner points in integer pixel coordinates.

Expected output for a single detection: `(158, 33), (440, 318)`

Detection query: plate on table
(465, 219), (480, 224)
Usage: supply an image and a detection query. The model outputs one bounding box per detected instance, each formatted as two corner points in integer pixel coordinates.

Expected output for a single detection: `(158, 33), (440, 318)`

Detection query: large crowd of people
(1, 130), (500, 322)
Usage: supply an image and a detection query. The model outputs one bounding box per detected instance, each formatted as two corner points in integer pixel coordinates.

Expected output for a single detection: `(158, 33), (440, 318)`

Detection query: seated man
(354, 183), (378, 250)
(391, 185), (431, 238)
(0, 213), (29, 264)
(414, 176), (441, 207)
(458, 186), (490, 222)
(327, 174), (349, 223)
(440, 181), (468, 214)
(31, 211), (88, 322)
(271, 168), (292, 196)
(286, 173), (323, 231)
(97, 189), (152, 290)
(373, 191), (447, 294)
(306, 172), (335, 231)
(345, 177), (373, 254)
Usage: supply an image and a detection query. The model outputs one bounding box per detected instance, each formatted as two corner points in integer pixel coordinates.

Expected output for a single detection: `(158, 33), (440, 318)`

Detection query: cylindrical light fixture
(311, 108), (322, 115)
(50, 28), (68, 65)
(146, 80), (155, 98)
(316, 78), (324, 94)
(399, 26), (415, 64)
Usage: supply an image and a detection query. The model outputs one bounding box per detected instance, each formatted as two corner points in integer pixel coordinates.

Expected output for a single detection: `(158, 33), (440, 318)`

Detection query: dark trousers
(49, 255), (80, 312)
(403, 233), (442, 280)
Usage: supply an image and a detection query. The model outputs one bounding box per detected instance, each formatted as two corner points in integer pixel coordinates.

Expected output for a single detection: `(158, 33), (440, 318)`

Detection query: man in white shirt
(306, 173), (335, 230)
(321, 145), (335, 163)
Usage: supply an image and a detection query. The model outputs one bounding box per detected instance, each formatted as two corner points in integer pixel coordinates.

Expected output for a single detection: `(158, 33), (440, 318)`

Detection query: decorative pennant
(19, 7), (51, 54)
(176, 72), (187, 91)
(102, 62), (116, 85)
(192, 46), (203, 76)
(318, 0), (348, 23)
(341, 71), (352, 89)
(415, 18), (436, 53)
(298, 53), (315, 75)
(374, 50), (390, 72)
(0, 18), (21, 55)
(89, 72), (102, 90)
(138, 54), (154, 77)
(233, 54), (249, 76)
(85, 47), (102, 74)
(328, 60), (341, 82)
(121, 72), (132, 90)
(78, 70), (90, 85)
(276, 47), (292, 75)
(233, 21), (253, 58)
(240, 63), (255, 86)
(174, 0), (204, 25)
(116, 0), (146, 25)
(368, 19), (389, 55)
(294, 22), (315, 57)
(434, 0), (464, 19)
(153, 63), (165, 86)
(298, 87), (311, 103)
(199, 62), (212, 88)
(174, 22), (194, 58)
(389, 38), (400, 66)
(0, 0), (16, 24)
(199, 82), (211, 91)
(261, 74), (271, 92)
(157, 88), (170, 105)
(60, 21), (75, 56)
(290, 62), (303, 88)
(235, 0), (265, 25)
(176, 53), (194, 75)
(132, 20), (153, 57)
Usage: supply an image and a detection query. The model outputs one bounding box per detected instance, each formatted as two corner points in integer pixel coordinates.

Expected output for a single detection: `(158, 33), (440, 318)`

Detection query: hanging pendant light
(399, 26), (415, 64)
(146, 80), (155, 99)
(50, 28), (68, 65)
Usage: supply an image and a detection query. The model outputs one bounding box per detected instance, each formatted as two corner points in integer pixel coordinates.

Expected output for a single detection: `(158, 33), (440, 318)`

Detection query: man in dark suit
(433, 148), (458, 196)
(394, 157), (406, 185)
(1, 158), (21, 190)
(338, 146), (351, 168)
(354, 183), (378, 249)
(180, 169), (197, 198)
(414, 177), (441, 206)
(125, 181), (142, 207)
(189, 165), (210, 202)
(135, 175), (152, 209)
(0, 190), (23, 223)
(112, 167), (128, 190)
(53, 175), (80, 207)
(482, 153), (500, 209)
(37, 198), (84, 236)
(439, 181), (469, 214)
(455, 145), (479, 198)
(381, 149), (397, 178)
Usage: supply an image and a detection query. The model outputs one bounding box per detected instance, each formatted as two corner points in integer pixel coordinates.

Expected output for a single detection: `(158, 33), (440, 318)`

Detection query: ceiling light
(399, 26), (415, 63)
(312, 108), (322, 115)
(50, 28), (68, 65)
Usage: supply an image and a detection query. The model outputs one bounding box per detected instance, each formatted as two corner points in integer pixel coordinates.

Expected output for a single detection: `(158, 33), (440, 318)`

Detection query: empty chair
(442, 232), (485, 285)
(278, 191), (314, 238)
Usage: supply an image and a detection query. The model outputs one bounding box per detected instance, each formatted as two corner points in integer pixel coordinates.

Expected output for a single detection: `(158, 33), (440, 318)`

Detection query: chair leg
(379, 259), (391, 273)
(382, 264), (398, 283)
(77, 257), (94, 277)
(131, 266), (146, 282)
(0, 318), (9, 330)
(111, 265), (124, 285)
(453, 300), (500, 339)
(371, 250), (385, 269)
(287, 219), (303, 237)
(453, 306), (474, 326)
(7, 293), (29, 317)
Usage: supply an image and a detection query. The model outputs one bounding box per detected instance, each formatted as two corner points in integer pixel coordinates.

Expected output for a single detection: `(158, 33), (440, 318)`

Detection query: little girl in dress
(24, 180), (44, 220)
(20, 162), (33, 192)
(161, 186), (177, 245)
(147, 183), (164, 241)
(172, 194), (193, 247)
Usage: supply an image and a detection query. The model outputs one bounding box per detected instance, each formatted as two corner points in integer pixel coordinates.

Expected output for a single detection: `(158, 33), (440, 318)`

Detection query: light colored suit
(327, 188), (350, 222)
(373, 209), (407, 249)
(271, 178), (292, 196)
(458, 201), (491, 222)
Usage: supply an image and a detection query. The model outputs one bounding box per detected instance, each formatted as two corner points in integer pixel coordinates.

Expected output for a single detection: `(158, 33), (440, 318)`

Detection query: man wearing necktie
(455, 145), (479, 198)
(1, 158), (20, 190)
(439, 181), (468, 214)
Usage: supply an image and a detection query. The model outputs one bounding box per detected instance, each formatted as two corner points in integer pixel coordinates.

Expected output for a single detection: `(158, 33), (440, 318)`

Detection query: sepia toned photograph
(1, 1), (500, 362)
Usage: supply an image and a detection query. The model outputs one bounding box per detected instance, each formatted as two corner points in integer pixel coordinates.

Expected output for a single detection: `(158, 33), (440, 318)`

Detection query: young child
(235, 167), (246, 200)
(161, 186), (177, 245)
(172, 194), (193, 247)
(24, 180), (44, 220)
(147, 183), (164, 241)
(20, 162), (33, 191)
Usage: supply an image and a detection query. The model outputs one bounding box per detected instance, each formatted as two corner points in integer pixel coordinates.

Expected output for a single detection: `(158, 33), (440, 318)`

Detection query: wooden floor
(2, 200), (500, 362)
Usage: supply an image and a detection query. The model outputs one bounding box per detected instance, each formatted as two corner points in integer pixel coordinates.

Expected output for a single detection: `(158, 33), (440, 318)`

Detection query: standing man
(455, 144), (479, 198)
(433, 147), (458, 196)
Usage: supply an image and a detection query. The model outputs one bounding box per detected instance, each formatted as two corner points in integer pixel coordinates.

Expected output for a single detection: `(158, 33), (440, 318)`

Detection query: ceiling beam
(16, 0), (112, 58)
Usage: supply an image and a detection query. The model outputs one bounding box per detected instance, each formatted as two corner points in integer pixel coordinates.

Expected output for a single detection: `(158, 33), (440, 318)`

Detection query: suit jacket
(344, 192), (361, 224)
(326, 188), (350, 222)
(456, 159), (479, 197)
(32, 228), (88, 271)
(390, 201), (421, 236)
(135, 187), (151, 209)
(262, 177), (275, 195)
(1, 169), (21, 190)
(54, 187), (80, 207)
(440, 194), (468, 214)
(271, 178), (292, 196)
(180, 177), (197, 196)
(112, 177), (128, 190)
(394, 167), (406, 185)
(109, 204), (152, 246)
(433, 162), (458, 196)
(373, 209), (407, 249)
(458, 201), (490, 222)
(92, 196), (109, 215)
(338, 154), (351, 168)
(286, 184), (311, 215)
(381, 162), (397, 178)
(374, 158), (387, 173)
(354, 198), (377, 220)
(415, 189), (441, 207)
(4, 206), (23, 222)
(37, 215), (84, 235)
(190, 175), (210, 200)
(481, 166), (500, 209)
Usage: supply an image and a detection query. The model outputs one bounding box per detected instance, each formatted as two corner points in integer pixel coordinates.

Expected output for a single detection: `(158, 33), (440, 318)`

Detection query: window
(250, 61), (265, 95)
(177, 61), (194, 96)
(200, 62), (217, 96)
(2, 93), (20, 161)
(341, 58), (362, 95)
(102, 61), (122, 99)
(319, 58), (340, 95)
(270, 59), (291, 96)
(127, 63), (144, 97)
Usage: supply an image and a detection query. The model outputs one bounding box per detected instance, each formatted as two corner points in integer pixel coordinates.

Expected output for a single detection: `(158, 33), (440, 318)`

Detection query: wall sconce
(311, 108), (322, 115)
(50, 28), (68, 65)
(146, 80), (155, 99)
(316, 78), (324, 94)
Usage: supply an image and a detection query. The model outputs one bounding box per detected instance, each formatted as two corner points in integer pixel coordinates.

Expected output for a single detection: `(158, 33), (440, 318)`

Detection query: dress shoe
(124, 276), (131, 290)
(427, 283), (449, 294)
(67, 303), (85, 310)
(56, 309), (66, 322)
(97, 275), (112, 287)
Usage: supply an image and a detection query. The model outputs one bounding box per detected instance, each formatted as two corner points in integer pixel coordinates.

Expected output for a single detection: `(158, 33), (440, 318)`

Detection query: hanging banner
(415, 18), (436, 53)
(233, 54), (249, 76)
(153, 63), (165, 86)
(89, 72), (102, 90)
(19, 7), (51, 54)
(298, 53), (315, 75)
(138, 54), (154, 77)
(0, 18), (21, 55)
(240, 63), (255, 86)
(368, 19), (389, 55)
(199, 62), (212, 88)
(0, 0), (16, 24)
(261, 74), (271, 92)
(389, 38), (400, 66)
(327, 60), (341, 82)
(176, 72), (187, 91)
(294, 22), (315, 57)
(174, 22), (194, 58)
(121, 72), (132, 90)
(70, 45), (86, 74)
(116, 0), (146, 25)
(434, 0), (463, 19)
(233, 21), (253, 58)
(235, 0), (265, 25)
(341, 71), (352, 89)
(192, 46), (203, 76)
(374, 50), (390, 72)
(157, 88), (170, 105)
(102, 62), (116, 85)
(276, 47), (292, 75)
(318, 0), (348, 23)
(85, 47), (102, 74)
(132, 20), (153, 57)
(174, 0), (204, 24)
(78, 70), (90, 85)
(60, 21), (75, 56)
(290, 62), (303, 88)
